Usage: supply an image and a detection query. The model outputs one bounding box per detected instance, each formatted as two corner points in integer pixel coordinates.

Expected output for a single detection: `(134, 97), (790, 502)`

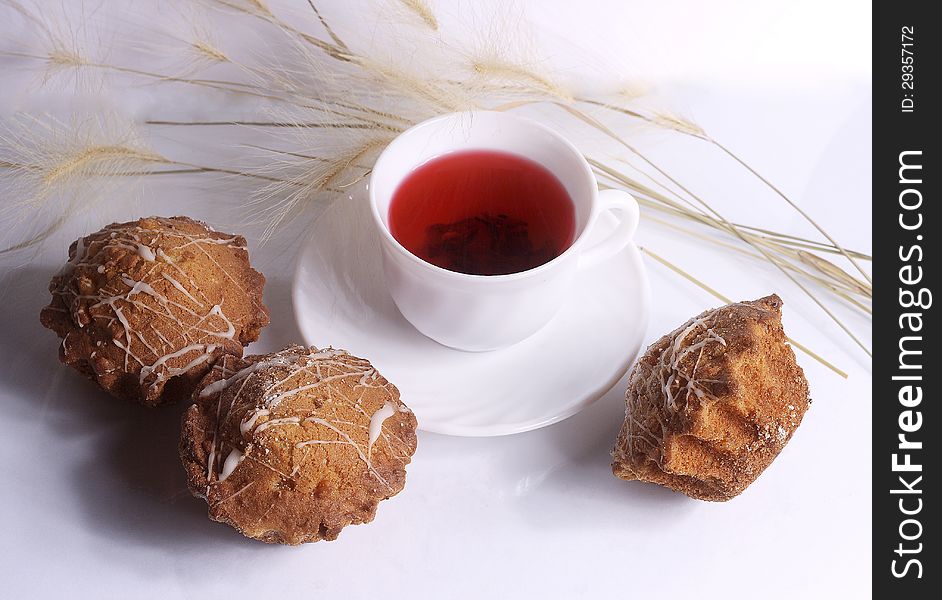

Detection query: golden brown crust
(180, 345), (419, 544)
(39, 216), (269, 406)
(612, 295), (810, 501)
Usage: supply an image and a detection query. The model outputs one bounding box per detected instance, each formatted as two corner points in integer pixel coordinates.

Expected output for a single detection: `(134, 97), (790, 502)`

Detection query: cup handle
(579, 189), (640, 268)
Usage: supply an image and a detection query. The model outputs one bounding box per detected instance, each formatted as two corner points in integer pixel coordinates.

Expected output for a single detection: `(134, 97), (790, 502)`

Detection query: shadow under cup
(369, 111), (604, 352)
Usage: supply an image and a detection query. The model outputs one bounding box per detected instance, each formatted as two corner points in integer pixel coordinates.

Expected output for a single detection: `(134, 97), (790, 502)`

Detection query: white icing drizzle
(262, 371), (368, 407)
(160, 273), (202, 306)
(207, 448), (216, 479)
(218, 448), (245, 481)
(137, 244), (156, 261)
(207, 305), (235, 339)
(142, 343), (218, 384)
(240, 408), (270, 435)
(198, 349), (349, 399)
(254, 416), (301, 434)
(368, 401), (397, 453)
(660, 316), (726, 411)
(199, 359), (287, 398)
(57, 236), (87, 275)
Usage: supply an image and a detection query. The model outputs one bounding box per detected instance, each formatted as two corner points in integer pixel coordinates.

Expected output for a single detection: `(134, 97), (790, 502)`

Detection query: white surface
(367, 110), (641, 352)
(0, 1), (871, 599)
(294, 193), (649, 435)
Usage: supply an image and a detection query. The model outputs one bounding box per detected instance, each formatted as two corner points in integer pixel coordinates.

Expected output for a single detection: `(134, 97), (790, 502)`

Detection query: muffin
(179, 345), (418, 544)
(40, 216), (269, 406)
(612, 295), (810, 501)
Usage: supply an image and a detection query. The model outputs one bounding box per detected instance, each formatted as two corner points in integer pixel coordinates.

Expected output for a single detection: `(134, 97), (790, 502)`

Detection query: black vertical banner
(874, 2), (937, 596)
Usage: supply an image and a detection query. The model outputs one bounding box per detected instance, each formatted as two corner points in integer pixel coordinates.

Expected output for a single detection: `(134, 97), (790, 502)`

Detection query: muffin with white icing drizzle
(179, 345), (418, 544)
(612, 295), (810, 501)
(40, 216), (269, 406)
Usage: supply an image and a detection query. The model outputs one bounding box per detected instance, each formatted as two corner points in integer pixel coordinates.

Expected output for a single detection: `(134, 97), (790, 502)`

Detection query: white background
(0, 1), (871, 598)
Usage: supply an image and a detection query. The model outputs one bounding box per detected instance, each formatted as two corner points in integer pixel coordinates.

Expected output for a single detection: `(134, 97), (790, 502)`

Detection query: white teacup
(369, 111), (639, 351)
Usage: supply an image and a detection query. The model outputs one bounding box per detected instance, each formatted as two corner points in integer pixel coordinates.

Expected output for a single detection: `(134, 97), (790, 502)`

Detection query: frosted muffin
(180, 345), (419, 544)
(40, 216), (269, 406)
(612, 295), (810, 501)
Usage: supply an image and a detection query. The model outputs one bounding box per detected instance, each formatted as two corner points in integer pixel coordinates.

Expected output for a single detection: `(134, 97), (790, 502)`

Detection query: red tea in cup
(388, 150), (576, 276)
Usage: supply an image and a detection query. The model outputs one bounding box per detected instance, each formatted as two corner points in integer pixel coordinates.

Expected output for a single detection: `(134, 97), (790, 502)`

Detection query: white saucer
(292, 193), (650, 436)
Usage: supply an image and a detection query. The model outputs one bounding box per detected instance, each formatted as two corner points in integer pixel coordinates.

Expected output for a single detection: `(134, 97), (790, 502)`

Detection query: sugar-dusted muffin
(40, 216), (269, 406)
(612, 295), (810, 501)
(180, 345), (418, 544)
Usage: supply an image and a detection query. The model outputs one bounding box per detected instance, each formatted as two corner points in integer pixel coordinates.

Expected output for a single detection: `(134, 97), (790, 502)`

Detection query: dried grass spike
(0, 113), (169, 254)
(471, 58), (572, 101)
(398, 0), (439, 30)
(650, 111), (706, 138)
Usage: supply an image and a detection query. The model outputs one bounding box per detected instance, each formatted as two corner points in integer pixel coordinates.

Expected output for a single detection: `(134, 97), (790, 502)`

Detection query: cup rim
(368, 110), (598, 282)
